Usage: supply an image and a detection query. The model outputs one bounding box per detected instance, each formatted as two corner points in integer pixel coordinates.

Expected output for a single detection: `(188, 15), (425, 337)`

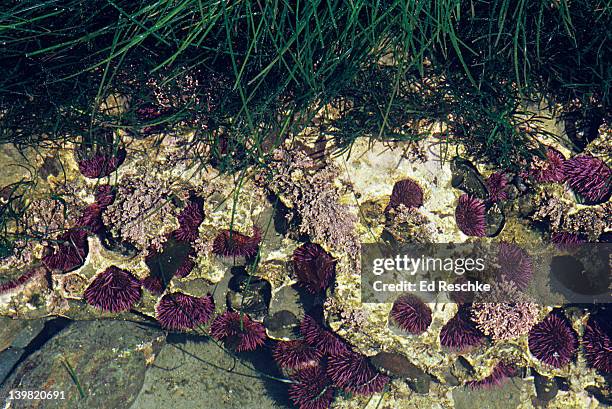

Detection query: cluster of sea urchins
(42, 185), (116, 273)
(528, 147), (611, 205)
(274, 315), (389, 409)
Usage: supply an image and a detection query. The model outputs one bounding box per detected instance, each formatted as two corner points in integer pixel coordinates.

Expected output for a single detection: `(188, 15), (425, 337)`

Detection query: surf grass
(0, 0), (610, 247)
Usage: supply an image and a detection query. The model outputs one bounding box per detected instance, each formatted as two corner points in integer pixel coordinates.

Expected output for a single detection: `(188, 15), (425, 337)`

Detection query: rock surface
(0, 320), (164, 409)
(129, 336), (289, 409)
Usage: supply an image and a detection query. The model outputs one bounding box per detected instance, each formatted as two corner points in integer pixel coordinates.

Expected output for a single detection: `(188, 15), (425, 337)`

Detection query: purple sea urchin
(0, 267), (46, 294)
(583, 311), (612, 373)
(455, 194), (486, 237)
(78, 150), (126, 179)
(292, 243), (336, 293)
(389, 294), (432, 335)
(212, 228), (261, 258)
(528, 312), (578, 368)
(174, 247), (196, 278)
(173, 197), (204, 242)
(486, 172), (509, 202)
(94, 184), (116, 207)
(76, 203), (105, 235)
(563, 154), (611, 204)
(288, 367), (335, 409)
(497, 242), (533, 289)
(141, 276), (164, 295)
(300, 315), (350, 356)
(42, 229), (88, 272)
(551, 232), (586, 251)
(530, 147), (566, 183)
(467, 362), (517, 389)
(327, 350), (389, 395)
(84, 266), (141, 312)
(156, 292), (215, 331)
(210, 311), (267, 352)
(440, 306), (484, 351)
(273, 340), (322, 370)
(386, 178), (424, 211)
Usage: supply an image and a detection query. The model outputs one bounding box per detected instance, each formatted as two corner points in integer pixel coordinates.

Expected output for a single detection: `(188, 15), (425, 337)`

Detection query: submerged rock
(130, 336), (288, 409)
(226, 273), (272, 321)
(370, 351), (431, 394)
(533, 371), (558, 404)
(0, 320), (164, 409)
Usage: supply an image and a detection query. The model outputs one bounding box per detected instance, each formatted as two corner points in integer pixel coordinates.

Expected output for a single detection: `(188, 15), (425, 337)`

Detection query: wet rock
(550, 254), (610, 297)
(533, 371), (558, 403)
(264, 310), (300, 340)
(145, 237), (193, 283)
(555, 376), (570, 391)
(0, 348), (22, 385)
(505, 184), (519, 201)
(0, 318), (30, 352)
(512, 174), (529, 194)
(446, 357), (476, 386)
(265, 284), (306, 339)
(100, 233), (139, 258)
(563, 110), (602, 152)
(130, 336), (288, 409)
(586, 385), (612, 406)
(370, 352), (431, 394)
(518, 194), (536, 217)
(453, 378), (524, 409)
(0, 320), (164, 409)
(226, 273), (272, 321)
(451, 157), (489, 199)
(11, 319), (47, 349)
(39, 156), (63, 179)
(485, 202), (505, 237)
(440, 370), (460, 387)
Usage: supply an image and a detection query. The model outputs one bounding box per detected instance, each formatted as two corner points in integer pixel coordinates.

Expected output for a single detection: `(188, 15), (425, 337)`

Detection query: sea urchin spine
(455, 194), (486, 237)
(292, 243), (336, 294)
(173, 197), (204, 242)
(582, 311), (612, 373)
(528, 312), (578, 368)
(156, 292), (215, 331)
(389, 294), (432, 335)
(300, 315), (350, 356)
(288, 366), (335, 409)
(327, 350), (389, 395)
(210, 311), (267, 352)
(273, 339), (322, 370)
(497, 242), (533, 289)
(439, 306), (484, 351)
(212, 228), (261, 259)
(563, 154), (611, 204)
(386, 178), (424, 211)
(84, 266), (142, 312)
